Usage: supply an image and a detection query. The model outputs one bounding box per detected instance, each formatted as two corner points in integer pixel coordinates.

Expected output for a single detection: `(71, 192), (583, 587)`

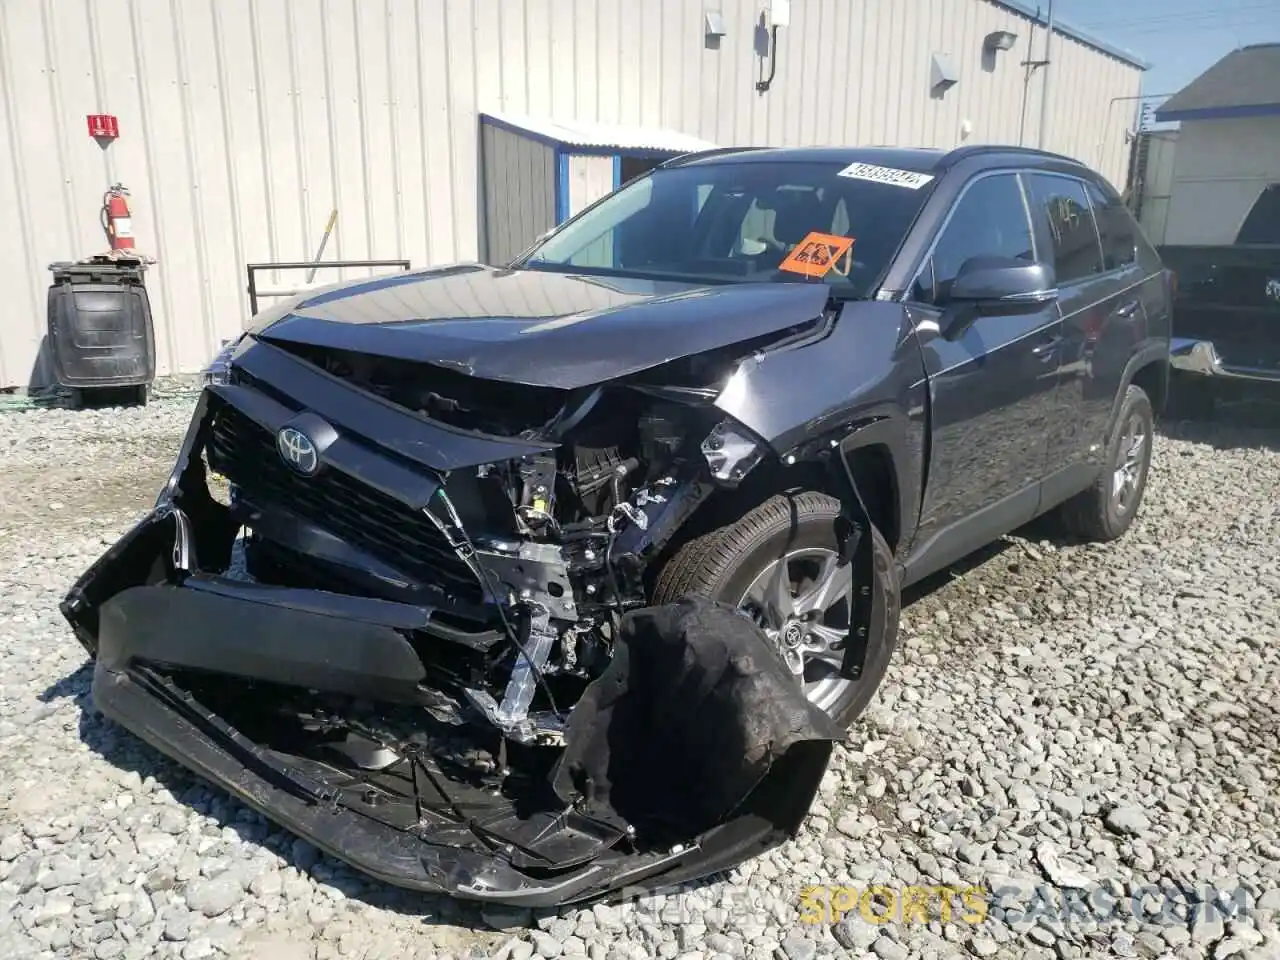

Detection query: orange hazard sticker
(778, 232), (855, 278)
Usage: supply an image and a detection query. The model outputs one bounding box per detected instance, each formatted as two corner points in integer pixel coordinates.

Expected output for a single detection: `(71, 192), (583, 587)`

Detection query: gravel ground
(1, 394), (1277, 960)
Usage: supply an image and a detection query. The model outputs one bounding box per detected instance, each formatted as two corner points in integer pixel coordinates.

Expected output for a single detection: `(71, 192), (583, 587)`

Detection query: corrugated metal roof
(995, 1), (1149, 69)
(480, 112), (719, 155)
(1155, 44), (1280, 122)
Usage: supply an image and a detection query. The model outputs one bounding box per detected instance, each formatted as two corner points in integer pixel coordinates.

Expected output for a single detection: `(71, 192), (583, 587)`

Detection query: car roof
(665, 143), (1096, 177)
(668, 145), (949, 172)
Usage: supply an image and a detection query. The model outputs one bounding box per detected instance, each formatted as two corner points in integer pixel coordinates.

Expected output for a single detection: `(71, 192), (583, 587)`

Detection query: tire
(652, 491), (900, 730)
(1056, 384), (1154, 542)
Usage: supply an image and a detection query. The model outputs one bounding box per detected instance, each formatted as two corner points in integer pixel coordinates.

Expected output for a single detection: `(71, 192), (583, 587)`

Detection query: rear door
(1022, 172), (1135, 499)
(904, 171), (1063, 580)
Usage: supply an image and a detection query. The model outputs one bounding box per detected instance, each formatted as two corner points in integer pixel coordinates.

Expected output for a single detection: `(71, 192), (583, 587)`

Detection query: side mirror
(940, 257), (1058, 339)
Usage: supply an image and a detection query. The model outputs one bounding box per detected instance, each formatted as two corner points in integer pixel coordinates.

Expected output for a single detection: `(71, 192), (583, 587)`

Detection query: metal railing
(245, 259), (411, 316)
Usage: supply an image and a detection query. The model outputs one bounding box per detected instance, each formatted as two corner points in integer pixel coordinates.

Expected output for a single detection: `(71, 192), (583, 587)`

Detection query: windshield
(515, 159), (936, 298)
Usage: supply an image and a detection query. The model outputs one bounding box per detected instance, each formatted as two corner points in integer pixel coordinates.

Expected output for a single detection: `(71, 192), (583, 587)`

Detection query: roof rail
(941, 143), (1090, 168)
(660, 146), (768, 167)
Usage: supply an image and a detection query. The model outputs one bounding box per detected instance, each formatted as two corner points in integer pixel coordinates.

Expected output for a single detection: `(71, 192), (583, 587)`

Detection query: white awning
(481, 111), (718, 154)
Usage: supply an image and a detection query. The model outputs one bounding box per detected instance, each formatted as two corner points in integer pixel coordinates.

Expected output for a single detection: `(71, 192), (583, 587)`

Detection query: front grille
(206, 404), (482, 602)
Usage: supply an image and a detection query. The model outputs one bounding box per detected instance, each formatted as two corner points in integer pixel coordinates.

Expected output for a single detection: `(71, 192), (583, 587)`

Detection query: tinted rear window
(1084, 180), (1137, 270)
(1024, 173), (1104, 284)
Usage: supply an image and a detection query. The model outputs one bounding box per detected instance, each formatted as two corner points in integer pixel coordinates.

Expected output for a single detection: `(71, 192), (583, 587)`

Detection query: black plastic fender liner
(95, 584), (431, 705)
(551, 598), (842, 842)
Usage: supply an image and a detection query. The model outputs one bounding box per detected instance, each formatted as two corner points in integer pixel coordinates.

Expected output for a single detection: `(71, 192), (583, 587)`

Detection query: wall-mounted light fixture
(984, 30), (1018, 53)
(756, 0), (790, 92)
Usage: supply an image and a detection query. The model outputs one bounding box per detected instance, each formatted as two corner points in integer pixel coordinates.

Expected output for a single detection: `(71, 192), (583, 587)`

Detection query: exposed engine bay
(59, 313), (865, 905)
(217, 340), (780, 746)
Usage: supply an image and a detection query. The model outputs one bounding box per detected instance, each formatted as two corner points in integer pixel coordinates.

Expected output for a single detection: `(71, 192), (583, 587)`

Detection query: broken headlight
(700, 419), (764, 484)
(202, 334), (246, 386)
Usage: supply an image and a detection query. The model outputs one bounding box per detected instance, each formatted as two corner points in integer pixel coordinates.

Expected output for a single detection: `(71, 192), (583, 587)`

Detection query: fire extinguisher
(101, 182), (135, 251)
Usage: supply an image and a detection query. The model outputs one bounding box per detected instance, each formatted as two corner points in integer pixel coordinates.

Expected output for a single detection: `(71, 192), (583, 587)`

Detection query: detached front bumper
(1170, 337), (1280, 383)
(92, 660), (624, 904)
(61, 447), (839, 906)
(64, 509), (595, 902)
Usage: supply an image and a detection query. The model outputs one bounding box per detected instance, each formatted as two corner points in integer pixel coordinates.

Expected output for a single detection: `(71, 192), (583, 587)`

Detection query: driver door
(904, 171), (1065, 583)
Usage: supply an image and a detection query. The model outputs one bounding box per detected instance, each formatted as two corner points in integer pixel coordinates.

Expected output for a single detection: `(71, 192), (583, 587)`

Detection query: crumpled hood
(250, 263), (832, 390)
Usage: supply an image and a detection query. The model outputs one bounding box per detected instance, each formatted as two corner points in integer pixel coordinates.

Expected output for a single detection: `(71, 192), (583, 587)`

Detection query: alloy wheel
(1112, 411), (1149, 516)
(736, 546), (855, 715)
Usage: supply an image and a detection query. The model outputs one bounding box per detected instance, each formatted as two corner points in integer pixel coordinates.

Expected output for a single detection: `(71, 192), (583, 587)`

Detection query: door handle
(1116, 300), (1140, 318)
(1032, 335), (1063, 358)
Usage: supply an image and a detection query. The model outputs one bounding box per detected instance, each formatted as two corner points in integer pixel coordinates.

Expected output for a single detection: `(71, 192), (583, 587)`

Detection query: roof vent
(930, 52), (960, 96)
(704, 11), (726, 43)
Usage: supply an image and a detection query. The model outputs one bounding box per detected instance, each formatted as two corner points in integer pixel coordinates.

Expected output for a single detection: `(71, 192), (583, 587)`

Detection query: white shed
(1151, 43), (1280, 247)
(478, 113), (718, 265)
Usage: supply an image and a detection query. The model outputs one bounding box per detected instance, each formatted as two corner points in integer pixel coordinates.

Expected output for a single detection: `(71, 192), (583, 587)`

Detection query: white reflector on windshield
(835, 161), (935, 190)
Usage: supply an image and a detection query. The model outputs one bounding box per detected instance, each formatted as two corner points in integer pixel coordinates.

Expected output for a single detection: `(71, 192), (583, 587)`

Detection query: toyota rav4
(62, 144), (1172, 907)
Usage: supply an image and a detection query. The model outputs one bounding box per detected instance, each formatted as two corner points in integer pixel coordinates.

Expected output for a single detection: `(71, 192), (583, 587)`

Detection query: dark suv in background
(63, 143), (1171, 906)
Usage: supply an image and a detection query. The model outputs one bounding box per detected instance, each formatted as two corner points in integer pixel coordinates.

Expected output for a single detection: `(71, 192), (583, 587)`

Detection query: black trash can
(46, 259), (156, 406)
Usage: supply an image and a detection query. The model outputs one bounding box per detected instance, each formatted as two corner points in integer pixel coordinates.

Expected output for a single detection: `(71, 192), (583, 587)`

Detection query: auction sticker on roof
(835, 161), (934, 189)
(778, 232), (855, 278)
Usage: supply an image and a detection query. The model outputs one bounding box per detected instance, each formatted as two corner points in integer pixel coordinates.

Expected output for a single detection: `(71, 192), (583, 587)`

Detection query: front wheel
(652, 491), (900, 730)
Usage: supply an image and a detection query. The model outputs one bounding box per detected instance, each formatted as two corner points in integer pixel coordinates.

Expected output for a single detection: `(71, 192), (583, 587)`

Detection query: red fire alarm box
(87, 114), (119, 139)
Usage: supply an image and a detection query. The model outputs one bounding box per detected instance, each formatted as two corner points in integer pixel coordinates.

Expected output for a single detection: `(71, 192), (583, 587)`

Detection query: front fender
(713, 301), (929, 553)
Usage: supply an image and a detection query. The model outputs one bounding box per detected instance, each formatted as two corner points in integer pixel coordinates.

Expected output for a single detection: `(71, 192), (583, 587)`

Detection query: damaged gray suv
(62, 144), (1171, 907)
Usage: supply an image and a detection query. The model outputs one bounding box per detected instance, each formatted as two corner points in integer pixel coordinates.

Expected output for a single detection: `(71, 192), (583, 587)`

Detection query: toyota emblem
(276, 426), (319, 476)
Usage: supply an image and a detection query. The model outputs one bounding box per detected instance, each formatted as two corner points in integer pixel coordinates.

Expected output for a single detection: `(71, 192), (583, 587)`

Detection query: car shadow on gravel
(1157, 414), (1280, 455)
(898, 508), (1117, 608)
(38, 661), (502, 934)
(899, 537), (1016, 607)
(1157, 399), (1280, 452)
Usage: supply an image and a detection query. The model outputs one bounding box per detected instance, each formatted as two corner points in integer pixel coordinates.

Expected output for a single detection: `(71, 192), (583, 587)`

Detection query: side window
(1084, 180), (1137, 270)
(1026, 174), (1104, 284)
(913, 173), (1034, 303)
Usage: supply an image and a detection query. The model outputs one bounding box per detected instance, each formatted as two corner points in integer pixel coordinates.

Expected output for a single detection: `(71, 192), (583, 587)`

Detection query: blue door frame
(553, 148), (672, 224)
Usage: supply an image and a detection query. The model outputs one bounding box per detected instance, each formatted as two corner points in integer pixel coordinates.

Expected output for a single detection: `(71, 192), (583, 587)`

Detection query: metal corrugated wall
(0, 0), (1142, 390)
(1135, 130), (1179, 246)
(479, 123), (556, 265)
(567, 154), (617, 216)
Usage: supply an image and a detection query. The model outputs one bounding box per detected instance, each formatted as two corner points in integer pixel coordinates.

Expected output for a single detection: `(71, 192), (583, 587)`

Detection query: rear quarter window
(1084, 181), (1138, 271)
(1024, 173), (1104, 284)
